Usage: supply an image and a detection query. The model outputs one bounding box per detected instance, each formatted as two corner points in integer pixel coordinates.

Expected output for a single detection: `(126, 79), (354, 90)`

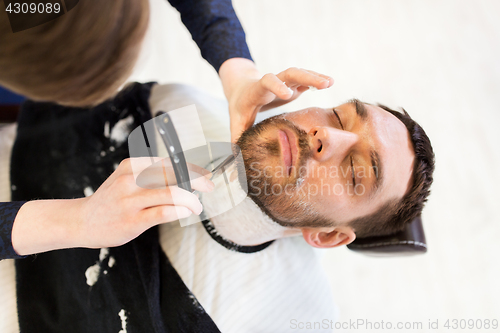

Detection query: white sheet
(0, 124), (20, 333)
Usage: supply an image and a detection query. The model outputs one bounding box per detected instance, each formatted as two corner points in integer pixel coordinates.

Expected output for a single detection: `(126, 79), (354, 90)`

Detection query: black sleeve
(167, 0), (253, 72)
(0, 201), (27, 260)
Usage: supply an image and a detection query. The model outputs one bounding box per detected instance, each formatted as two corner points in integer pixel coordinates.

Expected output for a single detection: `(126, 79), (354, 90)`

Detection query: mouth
(278, 129), (298, 176)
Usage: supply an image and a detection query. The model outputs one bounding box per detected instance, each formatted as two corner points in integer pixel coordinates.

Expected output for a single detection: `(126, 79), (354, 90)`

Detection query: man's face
(237, 100), (415, 227)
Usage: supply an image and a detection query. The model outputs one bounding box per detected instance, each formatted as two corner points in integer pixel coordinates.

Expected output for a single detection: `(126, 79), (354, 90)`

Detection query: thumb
(230, 111), (258, 143)
(231, 121), (245, 144)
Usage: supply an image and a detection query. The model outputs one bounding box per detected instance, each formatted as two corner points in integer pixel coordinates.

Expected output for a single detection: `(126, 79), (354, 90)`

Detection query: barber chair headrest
(346, 216), (427, 256)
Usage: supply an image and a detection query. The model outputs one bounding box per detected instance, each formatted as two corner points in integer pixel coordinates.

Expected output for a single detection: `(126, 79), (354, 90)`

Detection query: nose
(308, 126), (359, 163)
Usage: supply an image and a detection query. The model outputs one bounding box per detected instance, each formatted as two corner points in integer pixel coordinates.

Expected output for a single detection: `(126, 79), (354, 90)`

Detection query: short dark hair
(346, 105), (435, 238)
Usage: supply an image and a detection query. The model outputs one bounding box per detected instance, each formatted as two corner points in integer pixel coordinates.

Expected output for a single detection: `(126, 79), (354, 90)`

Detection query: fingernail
(282, 87), (293, 96)
(207, 180), (215, 191)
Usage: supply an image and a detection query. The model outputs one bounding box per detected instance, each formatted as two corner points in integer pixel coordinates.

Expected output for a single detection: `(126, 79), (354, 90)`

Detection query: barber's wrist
(11, 198), (85, 256)
(219, 58), (261, 101)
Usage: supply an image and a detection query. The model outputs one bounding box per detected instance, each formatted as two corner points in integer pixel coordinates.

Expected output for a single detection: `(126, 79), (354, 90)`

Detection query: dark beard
(236, 115), (315, 225)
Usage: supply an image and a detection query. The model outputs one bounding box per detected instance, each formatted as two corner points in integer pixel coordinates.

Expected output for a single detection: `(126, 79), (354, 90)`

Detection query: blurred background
(1, 0), (499, 332)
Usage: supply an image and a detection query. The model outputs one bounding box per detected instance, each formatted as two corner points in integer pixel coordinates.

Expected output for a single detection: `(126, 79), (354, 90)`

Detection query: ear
(301, 226), (356, 249)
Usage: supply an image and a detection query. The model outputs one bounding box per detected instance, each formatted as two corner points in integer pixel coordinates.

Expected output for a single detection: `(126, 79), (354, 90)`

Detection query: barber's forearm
(168, 0), (253, 71)
(11, 199), (85, 256)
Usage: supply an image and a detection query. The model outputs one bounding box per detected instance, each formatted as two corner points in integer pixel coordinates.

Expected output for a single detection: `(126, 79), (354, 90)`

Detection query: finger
(260, 73), (294, 100)
(141, 168), (215, 191)
(189, 170), (215, 192)
(139, 205), (193, 226)
(111, 157), (168, 189)
(300, 69), (334, 88)
(134, 160), (176, 188)
(231, 127), (242, 144)
(278, 68), (333, 90)
(134, 158), (214, 189)
(156, 158), (212, 180)
(231, 127), (245, 143)
(296, 86), (311, 93)
(138, 186), (203, 214)
(186, 162), (212, 179)
(230, 113), (255, 143)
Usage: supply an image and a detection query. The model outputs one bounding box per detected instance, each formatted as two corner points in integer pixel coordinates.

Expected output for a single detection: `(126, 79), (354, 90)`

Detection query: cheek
(299, 163), (352, 207)
(283, 110), (328, 131)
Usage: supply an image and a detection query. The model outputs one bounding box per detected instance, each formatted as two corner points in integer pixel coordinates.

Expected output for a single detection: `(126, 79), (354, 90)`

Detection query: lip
(278, 129), (298, 175)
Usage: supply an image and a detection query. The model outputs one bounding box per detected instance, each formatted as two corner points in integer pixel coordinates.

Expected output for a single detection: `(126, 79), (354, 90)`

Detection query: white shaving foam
(110, 115), (134, 145)
(108, 256), (115, 268)
(118, 309), (128, 333)
(104, 122), (110, 138)
(99, 248), (109, 261)
(83, 186), (94, 197)
(85, 263), (100, 286)
(84, 248), (110, 286)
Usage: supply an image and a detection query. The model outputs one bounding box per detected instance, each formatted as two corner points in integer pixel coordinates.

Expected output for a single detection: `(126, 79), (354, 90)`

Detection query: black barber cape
(11, 82), (221, 333)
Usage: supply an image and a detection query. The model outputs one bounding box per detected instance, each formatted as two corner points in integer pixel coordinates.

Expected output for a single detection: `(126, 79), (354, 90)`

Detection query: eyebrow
(347, 99), (384, 198)
(369, 149), (383, 198)
(349, 98), (369, 120)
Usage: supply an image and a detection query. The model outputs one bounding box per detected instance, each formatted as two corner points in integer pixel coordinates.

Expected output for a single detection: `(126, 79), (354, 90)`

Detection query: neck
(208, 197), (301, 246)
(200, 164), (301, 246)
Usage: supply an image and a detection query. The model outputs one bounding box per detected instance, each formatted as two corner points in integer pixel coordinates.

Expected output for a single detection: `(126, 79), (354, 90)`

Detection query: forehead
(357, 103), (415, 204)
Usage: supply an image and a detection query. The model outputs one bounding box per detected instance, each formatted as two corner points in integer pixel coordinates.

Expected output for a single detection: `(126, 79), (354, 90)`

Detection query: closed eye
(333, 109), (344, 130)
(334, 109), (357, 189)
(350, 156), (356, 187)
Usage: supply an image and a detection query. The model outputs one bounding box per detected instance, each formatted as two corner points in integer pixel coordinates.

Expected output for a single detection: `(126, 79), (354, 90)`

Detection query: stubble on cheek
(236, 115), (318, 222)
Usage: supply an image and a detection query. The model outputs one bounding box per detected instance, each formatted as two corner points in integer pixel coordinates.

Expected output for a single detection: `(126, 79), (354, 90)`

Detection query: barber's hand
(77, 157), (214, 248)
(12, 157), (214, 255)
(219, 59), (333, 143)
